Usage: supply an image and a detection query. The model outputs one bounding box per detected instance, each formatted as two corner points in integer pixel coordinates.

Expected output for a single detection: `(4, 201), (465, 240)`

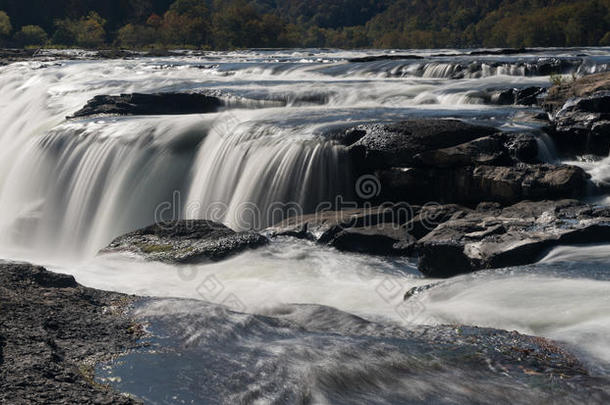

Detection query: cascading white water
(0, 49), (607, 257)
(186, 112), (353, 230)
(0, 117), (208, 256)
(1, 49), (610, 397)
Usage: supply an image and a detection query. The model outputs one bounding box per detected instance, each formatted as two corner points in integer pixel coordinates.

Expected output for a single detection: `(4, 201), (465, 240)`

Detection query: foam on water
(0, 49), (609, 389)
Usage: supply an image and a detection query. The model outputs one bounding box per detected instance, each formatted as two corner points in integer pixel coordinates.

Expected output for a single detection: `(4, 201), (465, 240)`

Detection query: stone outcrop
(268, 200), (610, 277)
(336, 119), (592, 205)
(417, 200), (610, 277)
(101, 220), (268, 264)
(544, 72), (610, 156)
(0, 261), (141, 404)
(70, 93), (223, 118)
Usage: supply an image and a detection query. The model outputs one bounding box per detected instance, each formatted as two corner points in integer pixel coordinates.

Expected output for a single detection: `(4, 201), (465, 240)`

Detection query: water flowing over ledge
(0, 50), (609, 396)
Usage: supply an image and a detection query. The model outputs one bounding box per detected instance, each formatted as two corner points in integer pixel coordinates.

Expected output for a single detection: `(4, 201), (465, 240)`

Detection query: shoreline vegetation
(0, 1), (609, 51)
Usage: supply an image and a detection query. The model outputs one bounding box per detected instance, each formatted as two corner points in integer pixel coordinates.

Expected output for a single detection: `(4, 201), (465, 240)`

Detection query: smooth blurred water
(0, 48), (609, 403)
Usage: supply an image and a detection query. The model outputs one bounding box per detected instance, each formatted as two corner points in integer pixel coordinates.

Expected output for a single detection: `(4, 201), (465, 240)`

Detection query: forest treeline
(0, 0), (608, 49)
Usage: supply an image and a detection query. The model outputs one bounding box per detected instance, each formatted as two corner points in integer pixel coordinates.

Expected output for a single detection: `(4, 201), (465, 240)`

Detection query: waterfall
(0, 49), (607, 257)
(186, 112), (353, 230)
(0, 116), (207, 257)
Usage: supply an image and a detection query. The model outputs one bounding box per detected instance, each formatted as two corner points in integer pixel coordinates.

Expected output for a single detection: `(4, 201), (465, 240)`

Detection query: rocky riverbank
(0, 261), (141, 404)
(2, 261), (608, 403)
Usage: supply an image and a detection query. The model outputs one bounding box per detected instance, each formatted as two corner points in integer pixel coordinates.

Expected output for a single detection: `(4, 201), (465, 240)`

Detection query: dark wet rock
(347, 54), (423, 63)
(338, 119), (590, 206)
(377, 163), (590, 205)
(70, 93), (223, 118)
(0, 261), (140, 404)
(491, 87), (546, 106)
(413, 134), (512, 167)
(345, 119), (498, 169)
(412, 132), (539, 168)
(534, 57), (583, 76)
(101, 220), (268, 264)
(329, 223), (416, 256)
(468, 48), (530, 56)
(417, 200), (610, 277)
(515, 86), (547, 105)
(551, 91), (610, 155)
(504, 132), (539, 163)
(403, 282), (442, 300)
(404, 204), (468, 239)
(268, 205), (417, 256)
(544, 72), (610, 156)
(274, 200), (610, 277)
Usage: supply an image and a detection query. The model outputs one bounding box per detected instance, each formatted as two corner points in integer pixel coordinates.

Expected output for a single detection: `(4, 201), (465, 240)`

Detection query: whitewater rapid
(0, 49), (609, 388)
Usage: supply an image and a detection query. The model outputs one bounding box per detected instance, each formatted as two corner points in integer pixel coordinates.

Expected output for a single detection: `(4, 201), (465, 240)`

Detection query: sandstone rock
(0, 261), (140, 404)
(345, 119), (498, 169)
(544, 72), (610, 156)
(101, 220), (268, 263)
(417, 200), (610, 277)
(70, 93), (223, 118)
(377, 163), (590, 205)
(268, 205), (418, 256)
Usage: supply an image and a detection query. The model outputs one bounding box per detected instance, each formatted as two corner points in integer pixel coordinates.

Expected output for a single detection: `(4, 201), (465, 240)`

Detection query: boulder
(338, 118), (592, 206)
(345, 119), (498, 169)
(328, 224), (416, 256)
(491, 87), (546, 106)
(544, 72), (610, 156)
(417, 200), (610, 277)
(377, 163), (590, 205)
(412, 132), (539, 168)
(101, 220), (268, 263)
(268, 205), (417, 256)
(551, 91), (610, 155)
(70, 92), (223, 118)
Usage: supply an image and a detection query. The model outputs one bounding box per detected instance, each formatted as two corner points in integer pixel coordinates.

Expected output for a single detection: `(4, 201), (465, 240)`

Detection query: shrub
(14, 25), (48, 47)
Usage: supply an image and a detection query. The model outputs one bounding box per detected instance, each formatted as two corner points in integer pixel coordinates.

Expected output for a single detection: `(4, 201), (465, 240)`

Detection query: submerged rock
(69, 93), (223, 118)
(107, 299), (610, 403)
(0, 261), (140, 404)
(101, 220), (268, 263)
(3, 261), (607, 403)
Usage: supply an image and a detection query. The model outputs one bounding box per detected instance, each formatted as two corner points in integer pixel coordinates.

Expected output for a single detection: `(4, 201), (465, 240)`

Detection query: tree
(52, 12), (106, 48)
(161, 0), (210, 46)
(0, 11), (11, 38)
(75, 12), (107, 47)
(14, 25), (48, 47)
(117, 23), (156, 47)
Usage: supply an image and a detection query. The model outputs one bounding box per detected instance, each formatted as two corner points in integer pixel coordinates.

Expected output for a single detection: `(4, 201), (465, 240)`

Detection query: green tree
(0, 11), (11, 38)
(14, 25), (48, 47)
(75, 12), (106, 47)
(52, 12), (106, 48)
(117, 23), (158, 47)
(161, 0), (209, 46)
